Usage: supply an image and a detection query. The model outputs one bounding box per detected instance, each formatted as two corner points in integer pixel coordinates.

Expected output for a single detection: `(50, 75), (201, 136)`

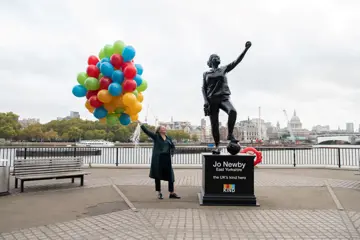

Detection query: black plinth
(199, 153), (259, 206)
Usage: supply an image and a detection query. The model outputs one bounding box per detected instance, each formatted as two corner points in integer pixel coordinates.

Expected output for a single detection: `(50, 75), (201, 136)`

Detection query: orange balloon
(137, 92), (144, 102)
(122, 92), (137, 106)
(130, 114), (138, 121)
(99, 118), (106, 123)
(112, 95), (125, 107)
(104, 102), (117, 112)
(85, 101), (94, 113)
(97, 90), (113, 103)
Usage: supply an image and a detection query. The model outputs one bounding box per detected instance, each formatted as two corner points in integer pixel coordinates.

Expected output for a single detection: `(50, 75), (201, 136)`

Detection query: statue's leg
(219, 99), (238, 142)
(209, 103), (221, 154)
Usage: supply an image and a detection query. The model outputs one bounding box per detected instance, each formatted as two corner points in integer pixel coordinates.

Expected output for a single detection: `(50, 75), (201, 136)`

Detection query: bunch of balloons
(72, 40), (147, 126)
(240, 147), (263, 166)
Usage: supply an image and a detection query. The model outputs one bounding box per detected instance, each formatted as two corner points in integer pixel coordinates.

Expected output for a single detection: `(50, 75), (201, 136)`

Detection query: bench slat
(14, 164), (82, 169)
(16, 171), (90, 180)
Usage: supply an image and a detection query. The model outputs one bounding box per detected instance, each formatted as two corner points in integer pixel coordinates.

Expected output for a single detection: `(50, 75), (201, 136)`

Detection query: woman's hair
(155, 126), (162, 133)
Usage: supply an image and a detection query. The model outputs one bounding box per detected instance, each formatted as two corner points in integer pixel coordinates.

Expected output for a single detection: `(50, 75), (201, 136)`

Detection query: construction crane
(283, 110), (296, 143)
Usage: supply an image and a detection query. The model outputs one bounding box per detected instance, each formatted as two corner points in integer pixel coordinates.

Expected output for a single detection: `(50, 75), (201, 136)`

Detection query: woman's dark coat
(140, 125), (175, 182)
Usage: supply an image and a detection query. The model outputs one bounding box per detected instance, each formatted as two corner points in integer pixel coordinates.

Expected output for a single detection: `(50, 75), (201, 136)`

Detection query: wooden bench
(13, 157), (90, 192)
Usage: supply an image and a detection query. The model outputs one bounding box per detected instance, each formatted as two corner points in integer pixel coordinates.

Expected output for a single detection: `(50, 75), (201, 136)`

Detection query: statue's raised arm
(224, 41), (252, 74)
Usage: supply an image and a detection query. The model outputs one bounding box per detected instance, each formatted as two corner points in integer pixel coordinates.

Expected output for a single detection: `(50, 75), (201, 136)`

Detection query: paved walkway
(0, 168), (359, 239)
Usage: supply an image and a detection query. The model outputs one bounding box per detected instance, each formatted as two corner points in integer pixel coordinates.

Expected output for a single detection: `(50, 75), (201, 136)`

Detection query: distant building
(286, 110), (310, 139)
(312, 125), (330, 133)
(18, 118), (40, 128)
(57, 111), (81, 121)
(346, 122), (354, 133)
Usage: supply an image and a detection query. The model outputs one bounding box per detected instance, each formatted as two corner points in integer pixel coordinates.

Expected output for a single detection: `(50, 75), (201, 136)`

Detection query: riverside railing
(0, 146), (359, 169)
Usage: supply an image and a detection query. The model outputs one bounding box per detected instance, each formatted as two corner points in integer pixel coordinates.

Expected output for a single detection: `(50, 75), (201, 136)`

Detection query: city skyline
(1, 1), (359, 130)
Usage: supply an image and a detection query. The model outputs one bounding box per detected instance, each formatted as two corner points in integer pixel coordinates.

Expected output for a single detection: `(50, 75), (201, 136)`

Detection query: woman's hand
(245, 41), (252, 49)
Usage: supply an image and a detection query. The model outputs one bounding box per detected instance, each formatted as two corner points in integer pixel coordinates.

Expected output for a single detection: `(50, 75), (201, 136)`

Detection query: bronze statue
(202, 41), (252, 154)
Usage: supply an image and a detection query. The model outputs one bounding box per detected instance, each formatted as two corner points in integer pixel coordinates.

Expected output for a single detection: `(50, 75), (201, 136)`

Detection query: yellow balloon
(130, 114), (138, 121)
(97, 90), (113, 103)
(132, 101), (143, 113)
(99, 118), (106, 123)
(104, 102), (117, 112)
(137, 92), (144, 102)
(122, 92), (137, 106)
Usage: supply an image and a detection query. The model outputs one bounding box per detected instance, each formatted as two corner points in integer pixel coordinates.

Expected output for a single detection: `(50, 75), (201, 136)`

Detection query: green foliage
(0, 112), (192, 143)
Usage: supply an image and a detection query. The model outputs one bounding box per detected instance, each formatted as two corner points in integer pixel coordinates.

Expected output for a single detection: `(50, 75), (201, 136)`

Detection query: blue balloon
(100, 62), (114, 77)
(72, 85), (87, 97)
(101, 57), (110, 63)
(96, 62), (101, 69)
(108, 83), (122, 96)
(135, 64), (143, 75)
(112, 70), (125, 84)
(93, 106), (108, 119)
(119, 113), (131, 125)
(122, 46), (136, 62)
(134, 74), (142, 86)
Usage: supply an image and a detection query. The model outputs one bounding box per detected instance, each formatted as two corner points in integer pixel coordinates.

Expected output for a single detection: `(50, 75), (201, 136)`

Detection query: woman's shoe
(157, 192), (163, 199)
(169, 193), (181, 199)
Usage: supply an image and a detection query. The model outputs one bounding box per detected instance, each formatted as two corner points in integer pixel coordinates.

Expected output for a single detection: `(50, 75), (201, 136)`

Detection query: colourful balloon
(106, 113), (119, 125)
(101, 57), (110, 63)
(115, 107), (124, 114)
(84, 77), (100, 90)
(96, 62), (101, 69)
(86, 65), (100, 78)
(89, 95), (103, 108)
(100, 62), (114, 77)
(132, 101), (143, 113)
(132, 90), (138, 97)
(104, 102), (117, 112)
(123, 79), (137, 92)
(88, 55), (99, 66)
(97, 89), (113, 103)
(134, 74), (142, 86)
(112, 95), (124, 108)
(99, 118), (107, 123)
(99, 48), (105, 60)
(108, 83), (122, 96)
(124, 65), (137, 79)
(122, 92), (137, 106)
(86, 90), (98, 99)
(137, 92), (144, 102)
(119, 113), (131, 125)
(122, 46), (136, 62)
(77, 72), (88, 85)
(112, 70), (125, 84)
(136, 79), (147, 92)
(130, 114), (138, 122)
(110, 54), (123, 69)
(113, 40), (125, 54)
(135, 64), (143, 75)
(104, 44), (114, 58)
(99, 77), (112, 90)
(93, 106), (108, 119)
(85, 100), (95, 113)
(72, 85), (87, 97)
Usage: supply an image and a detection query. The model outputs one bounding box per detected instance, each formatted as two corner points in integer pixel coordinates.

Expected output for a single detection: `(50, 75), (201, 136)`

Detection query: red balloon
(88, 55), (99, 66)
(86, 90), (98, 99)
(87, 65), (100, 78)
(124, 65), (137, 79)
(89, 96), (103, 108)
(123, 79), (137, 92)
(99, 77), (112, 90)
(110, 54), (123, 69)
(121, 62), (133, 71)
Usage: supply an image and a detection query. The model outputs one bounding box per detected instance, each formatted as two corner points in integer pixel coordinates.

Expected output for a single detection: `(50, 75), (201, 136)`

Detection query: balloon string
(130, 123), (141, 147)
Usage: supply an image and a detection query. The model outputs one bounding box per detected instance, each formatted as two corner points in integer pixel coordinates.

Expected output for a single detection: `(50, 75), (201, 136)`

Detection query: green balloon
(115, 107), (124, 114)
(84, 77), (100, 90)
(106, 114), (118, 125)
(113, 40), (125, 54)
(136, 79), (148, 92)
(98, 73), (104, 80)
(77, 72), (88, 86)
(104, 44), (114, 58)
(132, 90), (138, 97)
(99, 48), (105, 60)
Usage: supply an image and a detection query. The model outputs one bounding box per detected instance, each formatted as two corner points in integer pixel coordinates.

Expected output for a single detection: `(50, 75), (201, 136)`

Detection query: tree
(0, 112), (21, 139)
(43, 129), (59, 141)
(67, 126), (83, 141)
(191, 134), (199, 142)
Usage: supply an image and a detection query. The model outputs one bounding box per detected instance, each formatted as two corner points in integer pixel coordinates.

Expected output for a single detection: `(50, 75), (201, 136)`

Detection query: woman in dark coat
(138, 121), (181, 200)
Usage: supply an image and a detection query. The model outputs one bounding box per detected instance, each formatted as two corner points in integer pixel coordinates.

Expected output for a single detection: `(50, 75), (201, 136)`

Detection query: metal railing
(0, 146), (359, 169)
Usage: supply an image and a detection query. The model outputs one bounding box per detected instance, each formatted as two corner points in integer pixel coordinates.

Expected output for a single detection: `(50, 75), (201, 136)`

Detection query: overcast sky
(1, 0), (359, 130)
